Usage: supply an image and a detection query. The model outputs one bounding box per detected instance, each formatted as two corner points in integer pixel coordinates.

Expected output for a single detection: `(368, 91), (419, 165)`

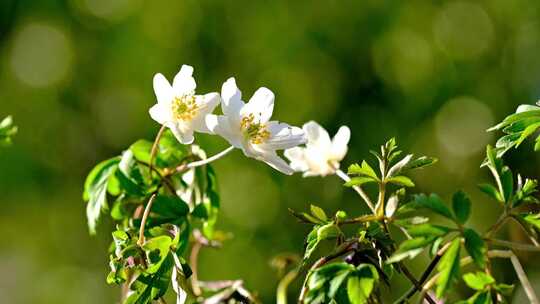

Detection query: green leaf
(386, 176), (415, 187)
(402, 156), (438, 172)
(303, 224), (341, 262)
(348, 161), (379, 180)
(516, 122), (540, 147)
(406, 224), (450, 238)
(452, 191), (471, 224)
(310, 204), (328, 222)
(150, 195), (189, 224)
(306, 262), (355, 303)
(83, 157), (120, 234)
(347, 264), (379, 304)
(436, 238), (461, 298)
(462, 272), (495, 290)
(344, 176), (377, 187)
(478, 183), (503, 203)
(154, 130), (190, 168)
(126, 253), (174, 304)
(129, 139), (153, 164)
(500, 166), (514, 203)
(463, 229), (487, 268)
(387, 236), (436, 263)
(317, 223), (341, 240)
(116, 150), (147, 196)
(520, 213), (540, 230)
(414, 194), (454, 219)
(142, 235), (172, 274)
(493, 283), (514, 296)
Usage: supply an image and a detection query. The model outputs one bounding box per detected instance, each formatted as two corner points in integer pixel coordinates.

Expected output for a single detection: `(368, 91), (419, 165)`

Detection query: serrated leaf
(462, 272), (495, 290)
(452, 191), (471, 224)
(402, 156), (438, 172)
(83, 157), (120, 234)
(463, 229), (486, 268)
(386, 176), (415, 187)
(344, 176), (377, 187)
(436, 238), (461, 298)
(348, 161), (379, 180)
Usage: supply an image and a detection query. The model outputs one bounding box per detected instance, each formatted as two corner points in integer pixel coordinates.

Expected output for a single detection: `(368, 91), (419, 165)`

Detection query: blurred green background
(2, 0), (540, 303)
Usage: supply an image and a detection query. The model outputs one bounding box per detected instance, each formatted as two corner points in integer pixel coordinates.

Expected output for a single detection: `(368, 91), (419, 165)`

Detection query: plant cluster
(83, 65), (540, 304)
(0, 115), (17, 146)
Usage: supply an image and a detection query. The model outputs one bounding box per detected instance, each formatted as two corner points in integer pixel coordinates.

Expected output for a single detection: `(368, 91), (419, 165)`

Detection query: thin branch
(510, 252), (538, 304)
(485, 212), (509, 238)
(335, 169), (376, 213)
(137, 194), (157, 246)
(149, 125), (167, 175)
(394, 242), (451, 304)
(175, 146), (235, 173)
(190, 241), (203, 296)
(486, 238), (540, 252)
(510, 253), (539, 304)
(509, 215), (540, 247)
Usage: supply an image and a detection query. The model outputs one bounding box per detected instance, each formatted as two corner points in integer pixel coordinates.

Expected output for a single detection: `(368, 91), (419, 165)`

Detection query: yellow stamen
(171, 95), (198, 121)
(240, 113), (270, 144)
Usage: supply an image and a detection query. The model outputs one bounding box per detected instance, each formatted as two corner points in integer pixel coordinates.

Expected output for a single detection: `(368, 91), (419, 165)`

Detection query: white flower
(206, 77), (306, 175)
(149, 65), (221, 144)
(284, 121), (351, 177)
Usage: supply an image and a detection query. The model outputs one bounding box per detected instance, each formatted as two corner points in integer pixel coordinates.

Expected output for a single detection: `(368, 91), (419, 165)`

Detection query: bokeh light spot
(435, 96), (493, 157)
(434, 1), (494, 60)
(10, 23), (73, 88)
(81, 0), (141, 22)
(373, 29), (433, 91)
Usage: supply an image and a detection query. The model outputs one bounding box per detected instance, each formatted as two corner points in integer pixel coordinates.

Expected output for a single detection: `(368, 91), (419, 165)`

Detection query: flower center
(240, 113), (270, 144)
(171, 95), (198, 121)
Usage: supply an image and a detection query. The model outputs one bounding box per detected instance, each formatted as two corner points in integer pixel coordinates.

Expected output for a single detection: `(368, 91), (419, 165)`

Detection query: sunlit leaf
(83, 157), (120, 234)
(436, 238), (461, 298)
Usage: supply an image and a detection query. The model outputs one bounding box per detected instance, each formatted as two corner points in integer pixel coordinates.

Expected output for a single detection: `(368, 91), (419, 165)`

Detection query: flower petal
(284, 147), (309, 172)
(173, 65), (196, 95)
(153, 73), (174, 104)
(191, 93), (222, 133)
(303, 121), (332, 151)
(205, 114), (242, 148)
(149, 103), (171, 125)
(242, 87), (275, 124)
(259, 151), (294, 175)
(260, 121), (306, 150)
(197, 92), (221, 113)
(329, 126), (350, 161)
(167, 122), (194, 145)
(221, 77), (244, 124)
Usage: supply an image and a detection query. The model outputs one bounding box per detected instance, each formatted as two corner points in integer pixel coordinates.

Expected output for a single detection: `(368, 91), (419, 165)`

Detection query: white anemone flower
(284, 121), (350, 177)
(149, 65), (221, 144)
(206, 77), (306, 175)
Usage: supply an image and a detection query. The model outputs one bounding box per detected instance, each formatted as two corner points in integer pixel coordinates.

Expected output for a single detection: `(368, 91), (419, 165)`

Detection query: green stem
(277, 269), (298, 304)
